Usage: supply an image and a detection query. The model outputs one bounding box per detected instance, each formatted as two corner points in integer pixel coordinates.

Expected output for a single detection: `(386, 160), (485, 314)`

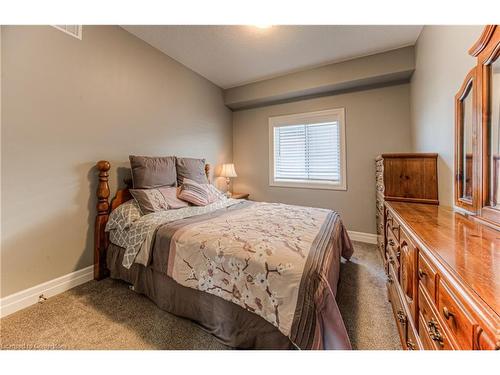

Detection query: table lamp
(220, 163), (237, 197)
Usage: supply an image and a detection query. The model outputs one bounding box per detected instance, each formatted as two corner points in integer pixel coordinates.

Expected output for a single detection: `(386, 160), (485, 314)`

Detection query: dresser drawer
(406, 321), (421, 350)
(385, 209), (400, 240)
(418, 252), (437, 302)
(399, 228), (417, 321)
(419, 314), (436, 350)
(387, 265), (407, 346)
(418, 288), (455, 350)
(437, 279), (475, 349)
(386, 229), (400, 275)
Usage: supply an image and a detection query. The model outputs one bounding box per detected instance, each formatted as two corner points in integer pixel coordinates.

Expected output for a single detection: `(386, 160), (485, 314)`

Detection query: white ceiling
(122, 25), (423, 89)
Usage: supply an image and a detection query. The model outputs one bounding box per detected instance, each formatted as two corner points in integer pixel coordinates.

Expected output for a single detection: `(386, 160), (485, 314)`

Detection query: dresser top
(376, 153), (438, 160)
(387, 202), (500, 315)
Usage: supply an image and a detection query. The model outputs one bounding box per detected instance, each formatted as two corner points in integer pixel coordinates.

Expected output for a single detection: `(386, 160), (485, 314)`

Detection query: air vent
(52, 25), (82, 40)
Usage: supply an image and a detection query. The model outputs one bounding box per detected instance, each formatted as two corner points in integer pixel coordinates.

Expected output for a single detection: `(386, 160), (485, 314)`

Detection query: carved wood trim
(469, 25), (498, 57)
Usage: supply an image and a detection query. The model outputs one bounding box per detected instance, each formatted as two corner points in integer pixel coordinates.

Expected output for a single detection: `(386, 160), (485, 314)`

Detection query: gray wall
(410, 26), (484, 206)
(233, 83), (412, 234)
(1, 26), (232, 297)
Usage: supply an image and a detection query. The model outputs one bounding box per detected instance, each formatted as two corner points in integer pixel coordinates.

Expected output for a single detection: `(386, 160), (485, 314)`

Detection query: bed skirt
(106, 243), (294, 349)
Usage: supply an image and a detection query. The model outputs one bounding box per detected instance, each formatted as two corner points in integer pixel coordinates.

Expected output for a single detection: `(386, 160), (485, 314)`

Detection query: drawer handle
(397, 310), (407, 324)
(427, 319), (444, 346)
(388, 239), (395, 247)
(418, 269), (427, 279)
(387, 274), (393, 284)
(406, 340), (416, 350)
(442, 306), (454, 320)
(388, 256), (395, 265)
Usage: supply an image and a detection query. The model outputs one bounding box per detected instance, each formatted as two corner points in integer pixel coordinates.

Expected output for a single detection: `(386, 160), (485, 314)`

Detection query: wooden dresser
(384, 202), (500, 350)
(375, 153), (439, 259)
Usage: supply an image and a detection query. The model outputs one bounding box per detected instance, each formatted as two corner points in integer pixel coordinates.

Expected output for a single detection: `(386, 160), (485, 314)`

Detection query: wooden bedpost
(205, 163), (210, 181)
(94, 160), (111, 280)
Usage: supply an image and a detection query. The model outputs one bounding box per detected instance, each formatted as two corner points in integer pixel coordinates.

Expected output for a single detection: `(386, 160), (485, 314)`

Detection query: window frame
(268, 108), (347, 191)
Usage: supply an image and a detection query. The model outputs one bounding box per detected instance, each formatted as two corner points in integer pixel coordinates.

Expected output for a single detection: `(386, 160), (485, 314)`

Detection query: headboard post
(94, 160), (111, 280)
(205, 163), (210, 181)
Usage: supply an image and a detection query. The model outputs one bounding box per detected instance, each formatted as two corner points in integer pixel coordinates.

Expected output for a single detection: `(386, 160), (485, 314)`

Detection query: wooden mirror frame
(454, 68), (478, 212)
(454, 25), (500, 229)
(473, 25), (500, 228)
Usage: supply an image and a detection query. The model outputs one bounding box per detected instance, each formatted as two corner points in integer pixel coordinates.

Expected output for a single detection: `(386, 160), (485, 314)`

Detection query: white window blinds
(274, 122), (340, 182)
(269, 108), (346, 190)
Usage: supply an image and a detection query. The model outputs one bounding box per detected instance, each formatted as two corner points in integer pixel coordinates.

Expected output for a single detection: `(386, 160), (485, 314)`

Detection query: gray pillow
(176, 157), (208, 185)
(129, 188), (169, 215)
(129, 155), (177, 189)
(130, 186), (190, 215)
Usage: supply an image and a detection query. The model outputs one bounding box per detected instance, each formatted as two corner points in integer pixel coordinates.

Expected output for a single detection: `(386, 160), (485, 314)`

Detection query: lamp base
(225, 177), (231, 197)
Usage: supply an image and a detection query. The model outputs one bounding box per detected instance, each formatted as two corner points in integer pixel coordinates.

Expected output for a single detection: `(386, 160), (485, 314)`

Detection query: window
(269, 108), (346, 190)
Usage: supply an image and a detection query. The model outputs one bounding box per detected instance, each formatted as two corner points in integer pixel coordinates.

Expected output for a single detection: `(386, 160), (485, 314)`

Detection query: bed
(94, 159), (354, 349)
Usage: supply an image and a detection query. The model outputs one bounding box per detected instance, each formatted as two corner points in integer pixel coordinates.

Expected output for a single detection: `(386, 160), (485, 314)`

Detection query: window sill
(269, 180), (347, 191)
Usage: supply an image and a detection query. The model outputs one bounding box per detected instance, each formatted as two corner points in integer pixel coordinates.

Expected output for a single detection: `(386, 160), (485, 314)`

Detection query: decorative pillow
(178, 178), (224, 206)
(130, 188), (170, 215)
(176, 157), (208, 185)
(157, 186), (189, 209)
(129, 155), (177, 189)
(105, 200), (142, 232)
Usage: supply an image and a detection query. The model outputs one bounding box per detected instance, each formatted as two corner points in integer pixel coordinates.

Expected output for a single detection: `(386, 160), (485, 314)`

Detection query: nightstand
(231, 192), (249, 200)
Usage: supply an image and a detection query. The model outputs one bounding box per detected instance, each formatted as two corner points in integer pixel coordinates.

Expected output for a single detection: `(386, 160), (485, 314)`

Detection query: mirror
(461, 82), (474, 200)
(457, 25), (500, 226)
(489, 58), (500, 209)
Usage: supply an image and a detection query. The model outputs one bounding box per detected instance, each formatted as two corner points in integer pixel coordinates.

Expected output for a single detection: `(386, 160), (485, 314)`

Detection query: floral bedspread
(108, 199), (354, 349)
(162, 201), (352, 346)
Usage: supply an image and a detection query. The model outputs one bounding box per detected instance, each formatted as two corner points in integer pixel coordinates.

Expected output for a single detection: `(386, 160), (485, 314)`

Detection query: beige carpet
(0, 241), (400, 350)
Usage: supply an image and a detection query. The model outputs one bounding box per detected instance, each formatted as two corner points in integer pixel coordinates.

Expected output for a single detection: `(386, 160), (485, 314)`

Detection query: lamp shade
(220, 163), (237, 178)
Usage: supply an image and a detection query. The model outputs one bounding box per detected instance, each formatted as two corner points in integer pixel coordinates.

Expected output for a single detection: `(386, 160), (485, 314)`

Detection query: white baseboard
(348, 230), (378, 244)
(0, 265), (93, 318)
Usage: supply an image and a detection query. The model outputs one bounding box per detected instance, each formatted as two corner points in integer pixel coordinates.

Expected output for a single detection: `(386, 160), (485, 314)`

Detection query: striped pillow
(178, 178), (223, 206)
